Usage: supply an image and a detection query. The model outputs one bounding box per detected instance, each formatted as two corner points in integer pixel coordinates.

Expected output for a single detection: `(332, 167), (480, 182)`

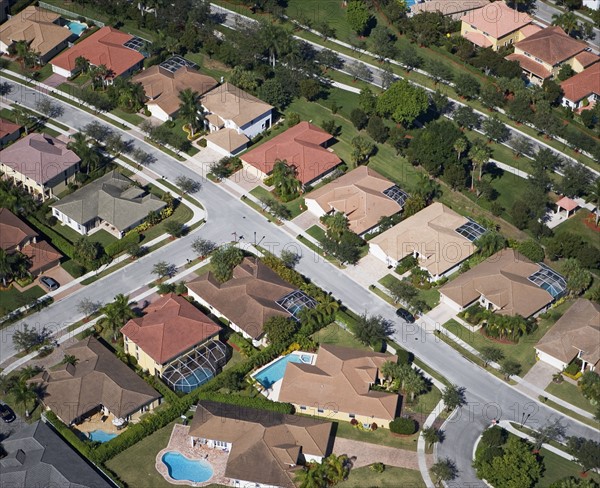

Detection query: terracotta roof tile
(574, 51), (599, 68)
(0, 208), (38, 251)
(513, 26), (586, 65)
(460, 2), (533, 39)
(560, 62), (600, 103)
(463, 30), (493, 48)
(506, 52), (552, 79)
(411, 0), (490, 16)
(556, 196), (578, 211)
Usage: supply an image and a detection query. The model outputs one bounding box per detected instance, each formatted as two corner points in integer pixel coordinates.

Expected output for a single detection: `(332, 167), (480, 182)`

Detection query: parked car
(40, 276), (59, 291)
(396, 307), (415, 323)
(0, 403), (16, 423)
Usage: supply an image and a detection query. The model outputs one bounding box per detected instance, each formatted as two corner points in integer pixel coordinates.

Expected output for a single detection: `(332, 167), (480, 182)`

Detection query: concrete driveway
(520, 360), (559, 391)
(345, 254), (395, 288)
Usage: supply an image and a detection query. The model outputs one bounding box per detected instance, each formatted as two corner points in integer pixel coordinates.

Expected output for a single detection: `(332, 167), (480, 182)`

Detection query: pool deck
(252, 351), (316, 402)
(156, 424), (230, 487)
(75, 412), (124, 436)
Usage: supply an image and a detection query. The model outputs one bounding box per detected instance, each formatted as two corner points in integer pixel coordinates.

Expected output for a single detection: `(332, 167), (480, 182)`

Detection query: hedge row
(27, 217), (75, 258)
(44, 411), (94, 459)
(105, 232), (141, 257)
(196, 391), (294, 415)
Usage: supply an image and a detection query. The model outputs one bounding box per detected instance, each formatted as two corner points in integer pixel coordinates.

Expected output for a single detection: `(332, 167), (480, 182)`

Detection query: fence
(38, 2), (105, 27)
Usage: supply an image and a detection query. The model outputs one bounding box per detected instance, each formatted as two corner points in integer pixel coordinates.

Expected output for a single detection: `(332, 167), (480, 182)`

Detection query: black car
(0, 403), (16, 423)
(40, 276), (59, 291)
(396, 307), (415, 323)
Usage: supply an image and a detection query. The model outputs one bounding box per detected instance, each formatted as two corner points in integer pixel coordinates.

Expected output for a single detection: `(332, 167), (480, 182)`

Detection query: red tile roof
(463, 30), (493, 48)
(21, 240), (62, 276)
(120, 293), (222, 365)
(560, 62), (600, 103)
(513, 26), (587, 66)
(241, 122), (342, 184)
(506, 53), (551, 79)
(51, 26), (144, 76)
(574, 51), (599, 69)
(0, 118), (21, 139)
(461, 2), (532, 39)
(0, 208), (38, 251)
(556, 196), (578, 212)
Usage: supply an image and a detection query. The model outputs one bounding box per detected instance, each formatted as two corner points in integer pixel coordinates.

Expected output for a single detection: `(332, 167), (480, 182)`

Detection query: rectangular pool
(253, 354), (303, 389)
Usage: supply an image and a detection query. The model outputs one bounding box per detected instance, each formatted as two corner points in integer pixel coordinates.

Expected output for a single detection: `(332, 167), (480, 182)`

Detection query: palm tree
(12, 106), (33, 135)
(469, 144), (490, 191)
(14, 41), (36, 68)
(178, 88), (203, 137)
(18, 365), (41, 382)
(587, 178), (600, 227)
(321, 211), (349, 240)
(62, 354), (78, 366)
(0, 249), (30, 287)
(68, 132), (100, 174)
(295, 463), (325, 488)
(380, 360), (396, 385)
(422, 426), (440, 449)
(271, 160), (301, 201)
(98, 294), (136, 341)
(552, 12), (579, 37)
(11, 380), (37, 417)
(323, 454), (350, 483)
(74, 56), (90, 75)
(404, 368), (426, 402)
(454, 137), (468, 162)
(259, 22), (290, 68)
(413, 173), (441, 204)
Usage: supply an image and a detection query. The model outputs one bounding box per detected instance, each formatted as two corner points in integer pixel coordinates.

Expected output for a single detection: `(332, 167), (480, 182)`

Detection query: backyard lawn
(88, 229), (118, 248)
(311, 323), (368, 350)
(554, 210), (600, 252)
(334, 418), (419, 451)
(339, 466), (425, 488)
(249, 186), (306, 219)
(545, 381), (595, 415)
(536, 447), (600, 487)
(0, 285), (45, 315)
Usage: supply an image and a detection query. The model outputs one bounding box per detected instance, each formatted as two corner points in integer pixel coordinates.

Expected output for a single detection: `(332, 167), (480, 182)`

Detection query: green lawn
(311, 323), (368, 350)
(339, 466), (425, 488)
(249, 186), (306, 219)
(110, 107), (144, 126)
(404, 384), (442, 419)
(545, 381), (595, 415)
(306, 224), (327, 242)
(0, 285), (45, 315)
(378, 274), (440, 310)
(554, 210), (600, 252)
(88, 229), (118, 248)
(334, 419), (419, 451)
(52, 222), (82, 243)
(139, 201), (194, 245)
(536, 447), (600, 487)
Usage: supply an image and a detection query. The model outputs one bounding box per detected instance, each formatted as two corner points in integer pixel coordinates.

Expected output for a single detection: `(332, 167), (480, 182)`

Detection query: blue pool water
(162, 452), (213, 483)
(67, 21), (87, 36)
(88, 430), (118, 443)
(172, 367), (214, 393)
(254, 354), (303, 389)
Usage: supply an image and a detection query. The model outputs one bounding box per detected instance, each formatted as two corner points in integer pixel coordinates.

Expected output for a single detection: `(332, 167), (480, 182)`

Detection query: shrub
(350, 418), (359, 426)
(44, 411), (95, 461)
(198, 138), (207, 148)
(371, 462), (385, 473)
(396, 348), (413, 365)
(564, 362), (580, 376)
(389, 417), (417, 435)
(371, 423), (378, 431)
(105, 232), (141, 257)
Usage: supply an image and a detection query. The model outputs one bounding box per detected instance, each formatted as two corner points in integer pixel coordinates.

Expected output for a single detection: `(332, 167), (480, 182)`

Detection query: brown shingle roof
(460, 2), (533, 39)
(20, 240), (62, 276)
(189, 401), (333, 488)
(120, 293), (222, 365)
(306, 167), (403, 234)
(0, 208), (38, 251)
(513, 26), (587, 66)
(0, 118), (22, 140)
(33, 337), (160, 424)
(186, 258), (295, 340)
(535, 299), (600, 367)
(278, 345), (400, 421)
(440, 248), (557, 317)
(201, 82), (273, 128)
(560, 62), (600, 103)
(241, 121), (342, 184)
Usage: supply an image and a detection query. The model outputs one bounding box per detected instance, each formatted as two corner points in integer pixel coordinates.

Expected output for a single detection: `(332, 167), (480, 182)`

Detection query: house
(0, 421), (113, 488)
(278, 345), (400, 429)
(240, 121), (342, 186)
(200, 82), (273, 156)
(189, 400), (334, 488)
(121, 293), (227, 393)
(535, 299), (600, 372)
(583, 0), (599, 9)
(505, 26), (598, 85)
(460, 2), (540, 51)
(369, 202), (483, 280)
(0, 208), (62, 276)
(305, 166), (406, 236)
(186, 257), (316, 346)
(132, 65), (218, 122)
(440, 248), (566, 317)
(51, 170), (166, 238)
(0, 7), (72, 64)
(410, 0), (490, 20)
(560, 61), (600, 110)
(0, 132), (80, 200)
(31, 336), (161, 426)
(0, 0), (8, 24)
(51, 26), (145, 79)
(0, 118), (21, 146)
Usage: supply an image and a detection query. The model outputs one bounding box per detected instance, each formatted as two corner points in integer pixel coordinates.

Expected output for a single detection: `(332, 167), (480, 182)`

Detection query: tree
(12, 324), (50, 353)
(10, 380), (37, 418)
(353, 314), (394, 347)
(517, 240), (545, 262)
(488, 437), (542, 488)
(587, 178), (600, 227)
(62, 354), (79, 366)
(567, 437), (600, 473)
(175, 175), (201, 194)
(152, 261), (177, 280)
(211, 245), (244, 282)
(350, 135), (376, 165)
(454, 74), (480, 100)
(263, 316), (297, 346)
(74, 237), (103, 270)
(381, 62), (395, 90)
(164, 220), (185, 238)
(480, 346), (504, 368)
(299, 79), (321, 101)
(366, 115), (389, 143)
(386, 280), (418, 304)
(559, 164), (592, 198)
(0, 248), (30, 287)
(321, 212), (350, 240)
(191, 238), (216, 257)
(425, 59), (453, 85)
(403, 195), (427, 218)
(407, 120), (463, 176)
(453, 106), (480, 130)
(421, 426), (441, 449)
(404, 368), (427, 401)
(532, 419), (566, 450)
(511, 137), (534, 158)
(346, 1), (372, 35)
(431, 458), (458, 487)
(552, 12), (579, 36)
(557, 64), (575, 82)
(280, 250), (300, 269)
(358, 88), (377, 115)
(500, 359), (522, 380)
(350, 108), (368, 130)
(444, 164), (467, 190)
(321, 119), (340, 136)
(468, 143), (491, 191)
(76, 297), (102, 318)
(35, 97), (63, 119)
(480, 82), (504, 109)
(271, 160), (301, 201)
(370, 25), (397, 60)
(98, 294), (136, 341)
(259, 78), (292, 109)
(442, 384), (466, 412)
(452, 136), (468, 163)
(475, 231), (506, 258)
(482, 116), (509, 143)
(507, 92), (533, 123)
(178, 88), (203, 137)
(377, 80), (429, 127)
(397, 44), (422, 71)
(347, 61), (373, 83)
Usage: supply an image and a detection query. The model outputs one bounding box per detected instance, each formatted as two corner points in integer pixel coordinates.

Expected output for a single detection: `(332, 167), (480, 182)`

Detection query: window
(214, 440), (227, 448)
(317, 408), (324, 413)
(349, 413), (355, 419)
(300, 406), (307, 410)
(534, 57), (542, 63)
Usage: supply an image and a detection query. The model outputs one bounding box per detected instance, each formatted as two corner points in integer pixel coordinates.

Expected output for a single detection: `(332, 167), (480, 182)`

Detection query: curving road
(1, 79), (598, 486)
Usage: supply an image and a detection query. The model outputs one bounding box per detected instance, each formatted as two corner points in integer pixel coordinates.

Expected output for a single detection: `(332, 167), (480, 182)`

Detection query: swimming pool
(253, 354), (304, 389)
(162, 451), (213, 483)
(67, 21), (87, 37)
(88, 430), (118, 443)
(172, 367), (214, 393)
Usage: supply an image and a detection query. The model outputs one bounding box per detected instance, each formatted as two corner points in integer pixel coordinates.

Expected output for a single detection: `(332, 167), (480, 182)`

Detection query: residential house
(410, 0), (490, 20)
(560, 61), (600, 109)
(583, 0), (598, 9)
(505, 26), (598, 85)
(460, 1), (540, 51)
(186, 257), (316, 346)
(535, 299), (600, 372)
(0, 421), (113, 488)
(0, 208), (62, 276)
(0, 0), (8, 24)
(189, 400), (334, 488)
(51, 26), (145, 79)
(121, 293), (227, 392)
(0, 7), (72, 64)
(0, 132), (80, 200)
(31, 336), (161, 426)
(200, 82), (273, 156)
(51, 170), (166, 238)
(440, 248), (566, 317)
(132, 65), (218, 122)
(240, 121), (342, 186)
(305, 166), (406, 236)
(369, 202), (483, 280)
(0, 118), (21, 146)
(278, 345), (400, 429)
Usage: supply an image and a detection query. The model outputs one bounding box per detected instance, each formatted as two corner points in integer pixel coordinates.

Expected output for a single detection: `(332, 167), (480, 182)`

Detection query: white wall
(535, 349), (567, 371)
(51, 64), (72, 78)
(52, 207), (87, 235)
(305, 198), (327, 220)
(238, 111), (272, 139)
(0, 40), (9, 55)
(206, 139), (233, 157)
(583, 0), (598, 9)
(148, 103), (171, 122)
(439, 292), (464, 312)
(369, 243), (397, 268)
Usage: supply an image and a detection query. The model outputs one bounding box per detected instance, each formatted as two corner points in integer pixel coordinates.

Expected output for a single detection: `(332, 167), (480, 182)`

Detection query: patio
(75, 411), (124, 436)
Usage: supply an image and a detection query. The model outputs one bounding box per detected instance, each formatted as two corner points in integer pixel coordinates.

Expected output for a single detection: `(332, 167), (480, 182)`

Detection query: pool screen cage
(383, 186), (409, 207)
(276, 290), (317, 319)
(161, 338), (228, 391)
(455, 219), (487, 242)
(528, 263), (567, 299)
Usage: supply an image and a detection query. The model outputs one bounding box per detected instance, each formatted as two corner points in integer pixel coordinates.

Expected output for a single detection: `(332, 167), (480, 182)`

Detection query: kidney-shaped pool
(161, 451), (214, 483)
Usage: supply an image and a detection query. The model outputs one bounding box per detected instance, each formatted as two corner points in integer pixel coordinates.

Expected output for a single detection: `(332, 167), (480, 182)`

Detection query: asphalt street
(1, 79), (598, 485)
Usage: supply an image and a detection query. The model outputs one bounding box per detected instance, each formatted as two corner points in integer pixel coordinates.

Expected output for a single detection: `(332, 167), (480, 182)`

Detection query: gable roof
(369, 202), (477, 276)
(560, 62), (600, 102)
(0, 208), (38, 251)
(279, 344), (400, 421)
(0, 118), (22, 139)
(440, 248), (557, 317)
(306, 166), (403, 234)
(556, 196), (578, 212)
(189, 400), (333, 488)
(505, 52), (552, 79)
(204, 127), (249, 153)
(201, 82), (273, 128)
(536, 299), (600, 366)
(132, 66), (217, 117)
(0, 6), (71, 58)
(460, 2), (533, 39)
(0, 421), (113, 488)
(51, 26), (144, 76)
(50, 170), (166, 231)
(513, 26), (587, 65)
(120, 293), (222, 365)
(32, 336), (161, 424)
(186, 257), (295, 340)
(411, 0), (490, 16)
(241, 121), (342, 184)
(0, 133), (80, 186)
